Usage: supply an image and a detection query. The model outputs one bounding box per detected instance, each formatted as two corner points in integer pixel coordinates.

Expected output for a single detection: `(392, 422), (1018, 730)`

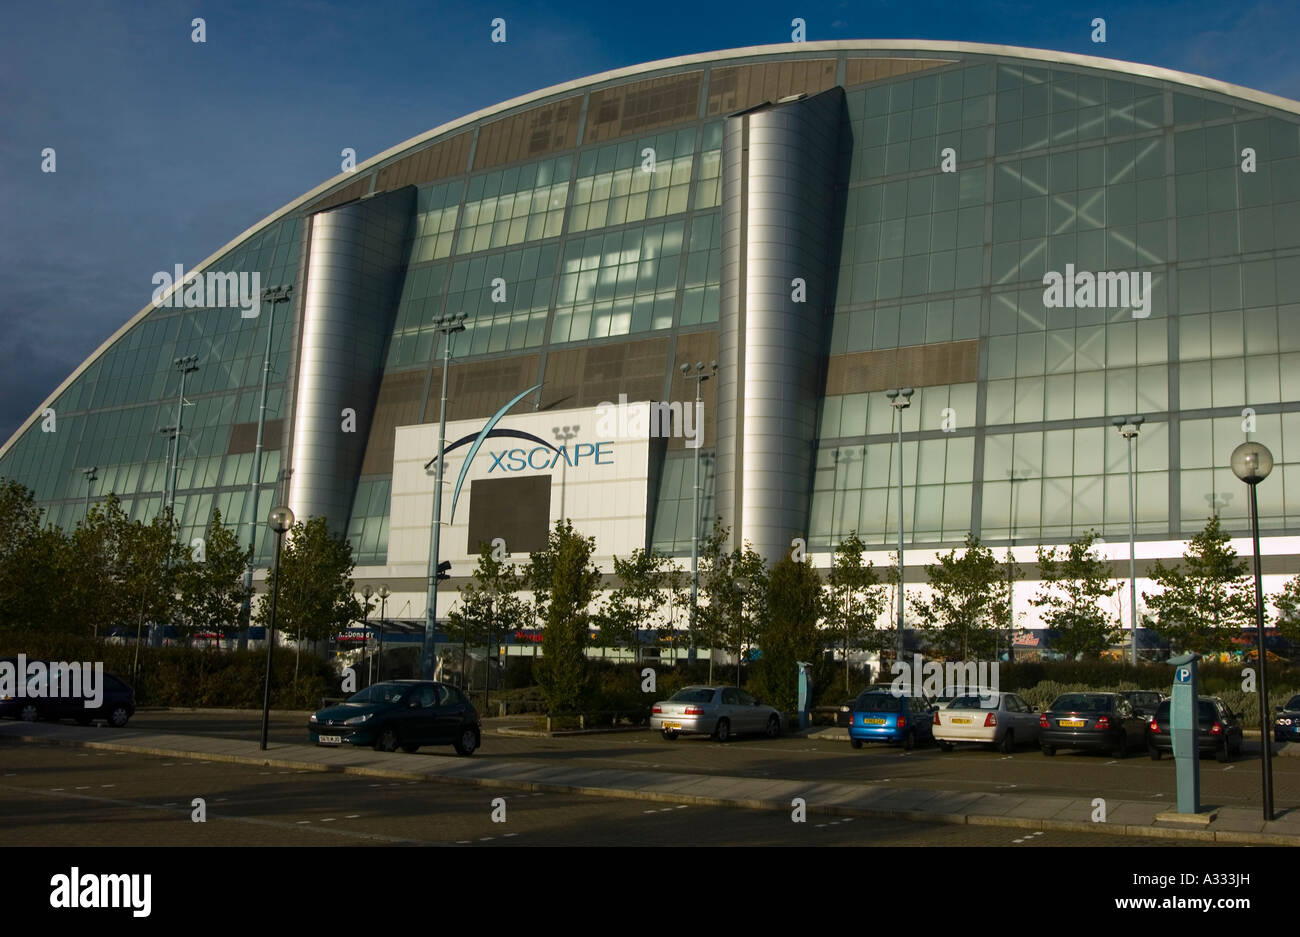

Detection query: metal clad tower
(716, 88), (844, 560)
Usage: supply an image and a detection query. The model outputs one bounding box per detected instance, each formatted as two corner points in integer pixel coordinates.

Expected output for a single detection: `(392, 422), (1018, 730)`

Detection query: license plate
(951, 717), (972, 725)
(1060, 719), (1085, 728)
(663, 723), (681, 731)
(318, 734), (342, 745)
(863, 717), (887, 725)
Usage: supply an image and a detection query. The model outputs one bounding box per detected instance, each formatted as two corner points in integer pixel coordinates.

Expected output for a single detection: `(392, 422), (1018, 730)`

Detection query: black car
(0, 661), (135, 728)
(1275, 694), (1300, 744)
(1038, 692), (1147, 757)
(1120, 690), (1164, 720)
(309, 680), (480, 755)
(1146, 696), (1243, 762)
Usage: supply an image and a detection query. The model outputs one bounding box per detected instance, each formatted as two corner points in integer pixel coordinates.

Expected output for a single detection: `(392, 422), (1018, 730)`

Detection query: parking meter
(796, 661), (813, 730)
(1168, 652), (1201, 815)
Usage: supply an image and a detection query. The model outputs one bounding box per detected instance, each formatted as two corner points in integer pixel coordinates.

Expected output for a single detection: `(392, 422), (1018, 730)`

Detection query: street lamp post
(1230, 440), (1275, 822)
(1113, 416), (1144, 665)
(81, 466), (98, 517)
(885, 388), (913, 661)
(423, 313), (467, 679)
(552, 425), (579, 521)
(158, 426), (177, 513)
(168, 355), (200, 519)
(1007, 469), (1029, 661)
(239, 284), (293, 652)
(377, 584), (390, 683)
(260, 505), (295, 751)
(362, 585), (374, 685)
(680, 360), (717, 669)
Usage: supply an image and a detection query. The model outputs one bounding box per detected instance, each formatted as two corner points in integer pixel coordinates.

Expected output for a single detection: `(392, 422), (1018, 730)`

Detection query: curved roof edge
(5, 39), (1299, 461)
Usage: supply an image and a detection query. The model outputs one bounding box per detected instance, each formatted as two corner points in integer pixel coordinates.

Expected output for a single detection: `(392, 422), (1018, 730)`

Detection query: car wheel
(18, 703), (38, 722)
(938, 740), (954, 752)
(998, 730), (1015, 755)
(713, 718), (731, 743)
(661, 729), (679, 741)
(1041, 745), (1056, 756)
(1149, 743), (1162, 760)
(1215, 739), (1229, 763)
(902, 730), (915, 751)
(401, 744), (420, 753)
(850, 739), (863, 750)
(765, 715), (781, 739)
(1112, 733), (1128, 759)
(374, 725), (399, 753)
(108, 707), (130, 728)
(453, 727), (479, 756)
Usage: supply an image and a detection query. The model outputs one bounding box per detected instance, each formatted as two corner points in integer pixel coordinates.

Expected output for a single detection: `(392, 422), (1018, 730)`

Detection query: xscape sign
(423, 384), (616, 522)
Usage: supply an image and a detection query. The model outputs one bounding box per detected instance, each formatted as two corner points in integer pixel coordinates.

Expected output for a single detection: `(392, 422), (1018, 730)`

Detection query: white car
(933, 690), (1040, 753)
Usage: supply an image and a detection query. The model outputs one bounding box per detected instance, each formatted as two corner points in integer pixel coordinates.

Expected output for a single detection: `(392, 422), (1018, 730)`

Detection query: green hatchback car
(309, 680), (480, 755)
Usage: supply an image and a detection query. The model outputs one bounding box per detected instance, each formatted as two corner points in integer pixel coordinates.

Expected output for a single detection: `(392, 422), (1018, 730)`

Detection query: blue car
(848, 688), (935, 750)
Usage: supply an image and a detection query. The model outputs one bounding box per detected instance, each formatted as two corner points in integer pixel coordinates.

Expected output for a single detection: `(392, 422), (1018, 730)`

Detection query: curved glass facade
(2, 42), (1298, 591)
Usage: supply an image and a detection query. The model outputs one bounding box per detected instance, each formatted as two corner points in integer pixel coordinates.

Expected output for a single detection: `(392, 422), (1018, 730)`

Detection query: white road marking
(75, 786), (90, 790)
(321, 818), (336, 822)
(100, 784), (114, 788)
(675, 805), (688, 809)
(50, 788), (64, 791)
(296, 820), (311, 824)
(345, 815), (360, 819)
(456, 840), (471, 844)
(479, 836), (494, 841)
(1105, 760), (1118, 766)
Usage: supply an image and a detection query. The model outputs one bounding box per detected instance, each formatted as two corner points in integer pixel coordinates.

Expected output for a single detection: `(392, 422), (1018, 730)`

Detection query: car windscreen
(1049, 694), (1113, 713)
(1154, 700), (1218, 721)
(348, 683), (408, 704)
(669, 688), (716, 703)
(1286, 695), (1300, 711)
(855, 693), (901, 712)
(948, 694), (997, 710)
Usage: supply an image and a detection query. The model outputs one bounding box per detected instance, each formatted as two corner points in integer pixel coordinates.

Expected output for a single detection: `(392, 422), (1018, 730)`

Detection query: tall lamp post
(1230, 440), (1275, 822)
(423, 312), (467, 679)
(680, 360), (717, 667)
(239, 284), (294, 652)
(1006, 468), (1029, 661)
(885, 388), (913, 661)
(168, 355), (200, 519)
(1113, 416), (1144, 664)
(552, 425), (579, 521)
(377, 584), (391, 683)
(81, 466), (98, 517)
(260, 505), (294, 751)
(361, 585), (374, 685)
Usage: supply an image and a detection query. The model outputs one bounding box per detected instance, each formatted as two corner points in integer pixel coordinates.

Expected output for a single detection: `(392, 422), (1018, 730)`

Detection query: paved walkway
(3, 720), (1296, 845)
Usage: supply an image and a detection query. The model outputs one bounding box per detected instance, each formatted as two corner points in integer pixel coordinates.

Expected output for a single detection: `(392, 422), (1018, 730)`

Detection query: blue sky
(2, 0), (1298, 443)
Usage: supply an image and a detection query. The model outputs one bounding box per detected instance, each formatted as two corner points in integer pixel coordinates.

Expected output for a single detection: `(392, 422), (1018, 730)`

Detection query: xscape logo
(423, 385), (614, 521)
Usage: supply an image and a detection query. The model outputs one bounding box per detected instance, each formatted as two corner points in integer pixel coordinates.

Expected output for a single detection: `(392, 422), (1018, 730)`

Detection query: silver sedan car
(933, 690), (1040, 753)
(650, 685), (782, 742)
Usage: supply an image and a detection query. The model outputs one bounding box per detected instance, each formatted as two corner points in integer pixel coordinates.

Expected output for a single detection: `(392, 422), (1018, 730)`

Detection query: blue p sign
(1176, 666), (1191, 684)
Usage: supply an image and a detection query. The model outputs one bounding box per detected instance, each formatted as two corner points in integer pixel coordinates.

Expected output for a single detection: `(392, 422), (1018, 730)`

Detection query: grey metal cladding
(716, 87), (843, 561)
(289, 186), (415, 535)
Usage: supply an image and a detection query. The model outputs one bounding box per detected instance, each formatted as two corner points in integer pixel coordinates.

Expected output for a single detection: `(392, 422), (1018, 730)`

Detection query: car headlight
(309, 714), (318, 723)
(343, 713), (373, 726)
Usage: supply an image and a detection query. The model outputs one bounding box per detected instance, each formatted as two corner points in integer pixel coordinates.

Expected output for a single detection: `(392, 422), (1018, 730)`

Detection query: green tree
(119, 508), (182, 685)
(0, 479), (68, 631)
(174, 509), (252, 646)
(1143, 516), (1255, 655)
(914, 534), (1008, 660)
(596, 547), (675, 661)
(823, 532), (888, 691)
(697, 520), (768, 684)
(1032, 530), (1119, 660)
(752, 554), (824, 711)
(528, 521), (601, 713)
(446, 541), (529, 690)
(1272, 575), (1300, 651)
(256, 516), (364, 681)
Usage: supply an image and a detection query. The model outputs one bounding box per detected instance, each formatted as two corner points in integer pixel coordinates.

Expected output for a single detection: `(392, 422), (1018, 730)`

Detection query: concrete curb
(4, 729), (1295, 845)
